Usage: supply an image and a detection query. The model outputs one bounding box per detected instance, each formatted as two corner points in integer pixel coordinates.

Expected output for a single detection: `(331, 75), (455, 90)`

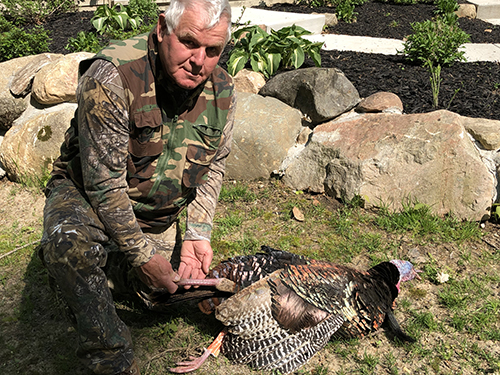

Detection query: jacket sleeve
(77, 59), (155, 267)
(184, 92), (237, 241)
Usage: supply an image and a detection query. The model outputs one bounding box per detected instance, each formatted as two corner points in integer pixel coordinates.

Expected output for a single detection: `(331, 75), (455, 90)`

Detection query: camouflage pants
(39, 178), (181, 375)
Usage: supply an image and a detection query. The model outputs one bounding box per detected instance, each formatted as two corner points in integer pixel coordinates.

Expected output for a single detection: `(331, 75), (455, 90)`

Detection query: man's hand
(178, 240), (213, 287)
(136, 254), (180, 293)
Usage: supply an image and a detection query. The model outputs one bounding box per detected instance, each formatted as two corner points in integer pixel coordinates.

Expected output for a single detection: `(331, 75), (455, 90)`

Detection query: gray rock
(9, 53), (63, 97)
(0, 55), (43, 130)
(226, 92), (304, 180)
(259, 67), (360, 125)
(283, 110), (496, 221)
(0, 102), (76, 183)
(32, 52), (93, 105)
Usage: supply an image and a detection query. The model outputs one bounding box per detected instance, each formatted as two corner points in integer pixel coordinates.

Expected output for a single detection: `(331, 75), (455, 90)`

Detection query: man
(38, 0), (235, 374)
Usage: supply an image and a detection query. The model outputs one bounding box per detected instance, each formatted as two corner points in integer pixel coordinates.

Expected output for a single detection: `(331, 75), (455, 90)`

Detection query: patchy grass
(0, 178), (499, 375)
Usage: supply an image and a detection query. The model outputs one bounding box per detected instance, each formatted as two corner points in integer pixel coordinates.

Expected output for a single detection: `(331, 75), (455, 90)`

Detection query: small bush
(336, 0), (358, 22)
(0, 25), (51, 62)
(92, 4), (143, 35)
(399, 17), (470, 65)
(65, 31), (105, 53)
(128, 0), (160, 21)
(1, 0), (78, 25)
(435, 0), (459, 25)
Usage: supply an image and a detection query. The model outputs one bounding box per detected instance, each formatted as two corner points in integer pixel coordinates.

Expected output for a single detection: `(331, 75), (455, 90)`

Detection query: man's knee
(41, 224), (108, 271)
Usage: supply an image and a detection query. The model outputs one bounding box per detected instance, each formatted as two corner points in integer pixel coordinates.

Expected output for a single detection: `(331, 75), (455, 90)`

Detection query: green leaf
(227, 49), (249, 76)
(290, 45), (305, 69)
(92, 17), (106, 33)
(264, 52), (281, 77)
(250, 51), (267, 75)
(307, 46), (322, 67)
(113, 13), (129, 30)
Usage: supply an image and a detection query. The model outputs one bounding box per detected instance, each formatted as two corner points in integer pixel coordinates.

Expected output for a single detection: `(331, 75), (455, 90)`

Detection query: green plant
(0, 25), (50, 62)
(65, 31), (105, 53)
(227, 24), (323, 78)
(92, 4), (143, 35)
(434, 0), (461, 28)
(0, 14), (12, 32)
(491, 203), (500, 222)
(128, 0), (160, 20)
(336, 0), (358, 23)
(1, 0), (78, 25)
(427, 59), (442, 107)
(399, 17), (470, 66)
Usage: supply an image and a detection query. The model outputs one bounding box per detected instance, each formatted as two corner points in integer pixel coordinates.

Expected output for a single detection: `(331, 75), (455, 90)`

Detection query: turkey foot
(169, 330), (226, 373)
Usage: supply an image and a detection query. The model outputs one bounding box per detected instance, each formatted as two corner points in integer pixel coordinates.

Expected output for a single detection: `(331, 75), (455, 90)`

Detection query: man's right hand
(136, 253), (180, 293)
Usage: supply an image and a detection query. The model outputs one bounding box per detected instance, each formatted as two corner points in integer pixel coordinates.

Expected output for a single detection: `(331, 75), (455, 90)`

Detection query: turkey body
(203, 246), (414, 374)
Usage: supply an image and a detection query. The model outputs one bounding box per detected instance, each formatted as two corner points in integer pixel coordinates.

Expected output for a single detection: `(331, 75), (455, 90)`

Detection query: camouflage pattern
(40, 27), (235, 374)
(40, 178), (181, 374)
(49, 28), (235, 267)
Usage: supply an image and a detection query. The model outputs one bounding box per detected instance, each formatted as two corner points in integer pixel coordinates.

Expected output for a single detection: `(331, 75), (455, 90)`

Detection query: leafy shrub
(92, 4), (143, 35)
(128, 0), (160, 20)
(336, 0), (358, 22)
(65, 31), (105, 53)
(399, 17), (470, 65)
(435, 0), (459, 25)
(0, 14), (12, 32)
(1, 0), (78, 25)
(0, 25), (50, 62)
(435, 0), (459, 15)
(227, 24), (323, 78)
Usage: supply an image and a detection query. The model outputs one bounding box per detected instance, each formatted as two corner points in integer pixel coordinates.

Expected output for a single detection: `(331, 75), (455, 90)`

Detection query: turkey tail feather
(223, 314), (344, 374)
(385, 310), (416, 343)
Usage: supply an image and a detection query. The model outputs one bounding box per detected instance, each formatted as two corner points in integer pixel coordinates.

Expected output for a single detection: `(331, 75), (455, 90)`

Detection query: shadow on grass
(4, 250), (221, 375)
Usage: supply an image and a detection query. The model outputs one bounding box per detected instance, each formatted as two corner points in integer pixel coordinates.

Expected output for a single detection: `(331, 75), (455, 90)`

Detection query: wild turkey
(168, 246), (420, 374)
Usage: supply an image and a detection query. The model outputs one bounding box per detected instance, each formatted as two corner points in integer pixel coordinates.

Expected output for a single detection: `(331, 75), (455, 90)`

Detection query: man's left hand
(178, 240), (213, 286)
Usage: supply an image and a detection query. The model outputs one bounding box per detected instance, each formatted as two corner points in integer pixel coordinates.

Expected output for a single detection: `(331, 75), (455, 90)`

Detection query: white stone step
(466, 0), (500, 20)
(231, 7), (325, 34)
(482, 18), (500, 25)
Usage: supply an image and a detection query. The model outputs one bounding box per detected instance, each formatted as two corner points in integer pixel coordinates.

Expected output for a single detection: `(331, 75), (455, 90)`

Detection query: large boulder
(282, 110), (496, 221)
(32, 52), (94, 105)
(226, 91), (304, 180)
(9, 53), (63, 97)
(259, 67), (360, 125)
(0, 102), (76, 183)
(0, 55), (56, 130)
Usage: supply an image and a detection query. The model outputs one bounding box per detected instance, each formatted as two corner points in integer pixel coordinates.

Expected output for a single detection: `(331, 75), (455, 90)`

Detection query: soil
(39, 1), (500, 120)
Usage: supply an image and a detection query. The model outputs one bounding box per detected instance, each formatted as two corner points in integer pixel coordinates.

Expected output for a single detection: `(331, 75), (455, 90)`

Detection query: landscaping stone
(282, 110), (496, 221)
(0, 55), (42, 130)
(0, 102), (77, 182)
(32, 52), (94, 105)
(9, 53), (63, 97)
(357, 91), (403, 114)
(259, 67), (360, 125)
(225, 91), (304, 180)
(233, 69), (266, 94)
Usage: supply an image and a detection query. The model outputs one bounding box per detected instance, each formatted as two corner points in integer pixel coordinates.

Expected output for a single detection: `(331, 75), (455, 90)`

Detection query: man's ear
(157, 13), (167, 43)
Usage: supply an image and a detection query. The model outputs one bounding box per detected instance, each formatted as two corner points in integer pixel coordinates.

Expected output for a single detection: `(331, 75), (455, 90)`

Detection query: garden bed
(37, 1), (500, 120)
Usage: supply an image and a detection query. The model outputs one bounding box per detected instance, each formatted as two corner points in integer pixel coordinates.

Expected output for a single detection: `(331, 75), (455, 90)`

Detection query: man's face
(156, 9), (228, 90)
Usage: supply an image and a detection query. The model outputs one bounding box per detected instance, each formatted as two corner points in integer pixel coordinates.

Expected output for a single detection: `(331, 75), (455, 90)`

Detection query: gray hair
(163, 0), (232, 44)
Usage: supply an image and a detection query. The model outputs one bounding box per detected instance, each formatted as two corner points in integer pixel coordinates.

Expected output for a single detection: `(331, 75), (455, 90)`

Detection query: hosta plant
(227, 24), (323, 78)
(92, 4), (143, 34)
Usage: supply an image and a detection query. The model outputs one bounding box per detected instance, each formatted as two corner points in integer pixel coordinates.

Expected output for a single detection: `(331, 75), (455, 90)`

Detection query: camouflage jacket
(50, 30), (235, 267)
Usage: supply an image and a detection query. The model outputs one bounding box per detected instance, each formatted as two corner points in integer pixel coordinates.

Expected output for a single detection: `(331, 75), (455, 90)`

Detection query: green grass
(1, 179), (499, 375)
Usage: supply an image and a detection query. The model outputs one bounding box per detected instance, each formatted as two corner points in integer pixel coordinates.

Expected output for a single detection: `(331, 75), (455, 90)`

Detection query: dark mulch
(40, 2), (500, 120)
